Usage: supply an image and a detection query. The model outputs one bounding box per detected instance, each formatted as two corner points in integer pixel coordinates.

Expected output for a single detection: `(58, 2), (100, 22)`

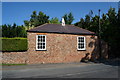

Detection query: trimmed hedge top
(1, 37), (28, 52)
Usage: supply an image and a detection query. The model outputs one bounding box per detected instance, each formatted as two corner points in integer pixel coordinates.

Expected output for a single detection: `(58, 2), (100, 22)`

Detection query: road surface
(1, 62), (119, 78)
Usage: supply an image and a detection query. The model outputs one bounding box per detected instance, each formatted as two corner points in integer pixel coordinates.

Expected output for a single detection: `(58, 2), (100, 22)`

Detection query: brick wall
(27, 32), (101, 64)
(1, 33), (108, 64)
(2, 52), (27, 64)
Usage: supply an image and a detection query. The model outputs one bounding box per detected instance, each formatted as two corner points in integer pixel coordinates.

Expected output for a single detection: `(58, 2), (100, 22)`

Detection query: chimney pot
(62, 18), (65, 26)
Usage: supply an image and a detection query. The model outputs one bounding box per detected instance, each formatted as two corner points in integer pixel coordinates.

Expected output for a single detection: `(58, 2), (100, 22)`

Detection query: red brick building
(26, 23), (104, 64)
(2, 20), (108, 64)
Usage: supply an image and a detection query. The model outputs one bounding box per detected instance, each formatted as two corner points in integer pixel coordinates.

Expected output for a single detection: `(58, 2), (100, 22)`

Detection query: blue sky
(2, 2), (118, 25)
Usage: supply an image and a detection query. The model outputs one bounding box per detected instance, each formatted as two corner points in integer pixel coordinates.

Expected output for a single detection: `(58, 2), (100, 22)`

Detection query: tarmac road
(1, 61), (119, 78)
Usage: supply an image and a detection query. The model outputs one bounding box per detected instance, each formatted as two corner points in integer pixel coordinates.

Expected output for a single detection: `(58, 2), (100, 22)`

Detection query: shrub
(1, 37), (28, 51)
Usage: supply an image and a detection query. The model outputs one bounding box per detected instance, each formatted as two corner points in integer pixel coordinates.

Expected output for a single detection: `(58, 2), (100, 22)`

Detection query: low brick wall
(2, 52), (27, 64)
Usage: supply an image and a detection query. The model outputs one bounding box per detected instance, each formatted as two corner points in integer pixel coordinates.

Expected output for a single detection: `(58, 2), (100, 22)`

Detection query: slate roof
(27, 23), (95, 35)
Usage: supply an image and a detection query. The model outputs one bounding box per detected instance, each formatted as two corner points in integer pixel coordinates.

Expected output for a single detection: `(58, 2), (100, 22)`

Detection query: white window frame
(77, 36), (86, 50)
(36, 35), (46, 50)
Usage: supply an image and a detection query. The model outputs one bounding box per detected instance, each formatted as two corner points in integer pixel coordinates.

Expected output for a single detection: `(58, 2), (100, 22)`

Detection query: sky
(2, 2), (118, 25)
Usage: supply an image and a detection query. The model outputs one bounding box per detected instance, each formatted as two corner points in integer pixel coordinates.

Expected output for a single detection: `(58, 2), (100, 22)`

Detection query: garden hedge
(1, 37), (28, 51)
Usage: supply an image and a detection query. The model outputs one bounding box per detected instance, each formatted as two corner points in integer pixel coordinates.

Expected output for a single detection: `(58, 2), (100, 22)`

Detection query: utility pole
(118, 1), (120, 14)
(118, 2), (120, 25)
(98, 9), (102, 60)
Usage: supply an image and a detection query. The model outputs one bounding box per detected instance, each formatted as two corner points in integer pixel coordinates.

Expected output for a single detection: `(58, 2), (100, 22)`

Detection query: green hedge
(1, 37), (28, 51)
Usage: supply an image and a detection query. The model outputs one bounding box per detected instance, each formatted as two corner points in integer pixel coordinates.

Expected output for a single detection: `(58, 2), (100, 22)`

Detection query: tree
(62, 12), (74, 24)
(68, 12), (74, 24)
(85, 15), (90, 23)
(24, 11), (49, 28)
(106, 8), (119, 58)
(0, 25), (2, 37)
(2, 24), (8, 37)
(49, 17), (60, 24)
(30, 11), (37, 27)
(62, 14), (68, 24)
(74, 10), (93, 30)
(89, 10), (93, 21)
(74, 7), (120, 58)
(74, 18), (85, 28)
(24, 20), (30, 30)
(84, 15), (91, 29)
(7, 24), (12, 37)
(11, 23), (17, 37)
(2, 24), (27, 38)
(101, 13), (109, 41)
(37, 11), (49, 26)
(90, 15), (99, 33)
(19, 25), (27, 37)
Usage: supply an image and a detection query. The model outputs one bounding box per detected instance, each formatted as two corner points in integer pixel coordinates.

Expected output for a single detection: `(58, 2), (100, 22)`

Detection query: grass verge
(0, 63), (26, 66)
